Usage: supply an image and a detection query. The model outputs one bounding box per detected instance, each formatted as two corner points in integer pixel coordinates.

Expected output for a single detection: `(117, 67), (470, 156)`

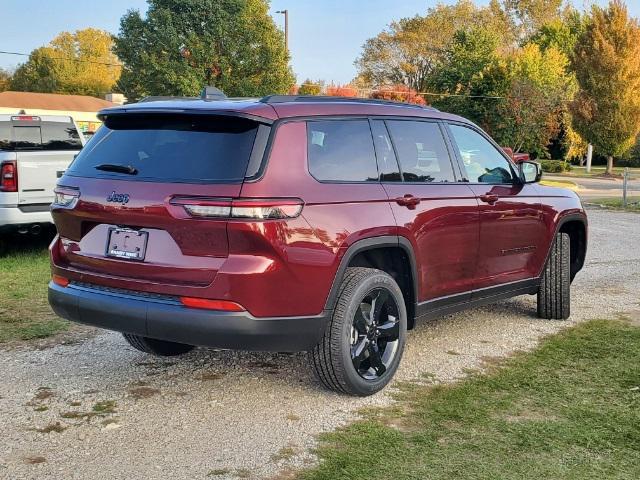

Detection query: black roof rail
(260, 95), (438, 111)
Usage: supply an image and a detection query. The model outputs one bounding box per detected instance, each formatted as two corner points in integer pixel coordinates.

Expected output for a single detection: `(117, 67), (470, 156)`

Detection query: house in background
(0, 91), (125, 135)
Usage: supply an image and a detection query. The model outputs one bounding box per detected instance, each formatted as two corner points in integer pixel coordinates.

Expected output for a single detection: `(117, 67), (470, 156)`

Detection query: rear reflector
(172, 197), (303, 220)
(180, 297), (245, 312)
(52, 274), (69, 287)
(0, 161), (18, 192)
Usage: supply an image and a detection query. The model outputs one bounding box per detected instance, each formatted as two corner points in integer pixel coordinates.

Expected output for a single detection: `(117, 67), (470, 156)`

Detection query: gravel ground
(1, 209), (638, 480)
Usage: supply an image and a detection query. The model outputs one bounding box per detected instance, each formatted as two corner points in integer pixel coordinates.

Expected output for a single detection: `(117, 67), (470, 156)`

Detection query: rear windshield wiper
(94, 163), (138, 175)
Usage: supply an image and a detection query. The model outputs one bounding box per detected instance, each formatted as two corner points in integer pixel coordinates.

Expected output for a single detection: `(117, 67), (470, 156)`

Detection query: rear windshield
(66, 114), (260, 183)
(0, 120), (82, 151)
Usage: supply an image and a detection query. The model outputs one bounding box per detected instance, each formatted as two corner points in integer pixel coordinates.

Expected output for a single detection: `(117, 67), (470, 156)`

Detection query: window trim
(444, 121), (522, 186)
(380, 118), (460, 185)
(305, 118), (381, 185)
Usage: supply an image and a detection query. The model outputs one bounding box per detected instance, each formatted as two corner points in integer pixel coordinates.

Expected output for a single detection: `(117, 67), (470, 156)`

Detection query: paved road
(1, 210), (639, 480)
(545, 174), (640, 200)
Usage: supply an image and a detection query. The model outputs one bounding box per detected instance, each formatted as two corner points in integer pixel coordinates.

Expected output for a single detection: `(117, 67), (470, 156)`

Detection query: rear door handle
(479, 193), (499, 204)
(395, 194), (421, 209)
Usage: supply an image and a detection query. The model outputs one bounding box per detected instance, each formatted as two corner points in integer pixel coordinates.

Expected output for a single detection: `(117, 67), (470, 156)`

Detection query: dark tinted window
(307, 120), (378, 182)
(386, 121), (455, 183)
(41, 122), (82, 150)
(449, 124), (515, 184)
(0, 120), (81, 151)
(13, 126), (42, 150)
(67, 114), (259, 183)
(371, 120), (401, 182)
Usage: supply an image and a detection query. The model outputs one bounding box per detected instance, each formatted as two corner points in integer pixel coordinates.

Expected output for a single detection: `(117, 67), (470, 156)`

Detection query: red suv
(48, 94), (587, 396)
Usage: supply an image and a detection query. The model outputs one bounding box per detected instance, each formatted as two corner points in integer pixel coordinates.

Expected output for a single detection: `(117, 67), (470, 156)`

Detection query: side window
(307, 120), (378, 182)
(449, 124), (516, 184)
(370, 120), (401, 182)
(385, 120), (456, 183)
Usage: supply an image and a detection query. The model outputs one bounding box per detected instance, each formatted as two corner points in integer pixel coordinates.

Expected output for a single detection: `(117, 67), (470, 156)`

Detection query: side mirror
(519, 161), (542, 183)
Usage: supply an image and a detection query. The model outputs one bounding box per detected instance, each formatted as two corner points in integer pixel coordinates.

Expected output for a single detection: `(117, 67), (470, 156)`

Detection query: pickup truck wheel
(122, 333), (194, 356)
(311, 267), (407, 396)
(537, 232), (571, 320)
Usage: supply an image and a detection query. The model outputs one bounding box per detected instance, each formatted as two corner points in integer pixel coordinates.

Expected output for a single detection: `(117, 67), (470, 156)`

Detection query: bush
(370, 84), (426, 105)
(540, 160), (572, 173)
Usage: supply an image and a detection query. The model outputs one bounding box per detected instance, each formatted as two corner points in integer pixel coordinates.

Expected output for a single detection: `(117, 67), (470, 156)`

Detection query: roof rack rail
(259, 95), (438, 111)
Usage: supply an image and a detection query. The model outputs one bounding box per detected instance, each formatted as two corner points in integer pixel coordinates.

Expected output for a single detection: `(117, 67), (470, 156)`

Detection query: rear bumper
(48, 282), (329, 352)
(0, 206), (52, 229)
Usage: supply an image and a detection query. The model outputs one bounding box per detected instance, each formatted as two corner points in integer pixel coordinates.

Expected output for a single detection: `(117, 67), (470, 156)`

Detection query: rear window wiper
(94, 163), (138, 175)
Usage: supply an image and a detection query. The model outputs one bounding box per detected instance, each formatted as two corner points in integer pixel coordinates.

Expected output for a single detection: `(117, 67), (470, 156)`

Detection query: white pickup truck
(0, 114), (85, 254)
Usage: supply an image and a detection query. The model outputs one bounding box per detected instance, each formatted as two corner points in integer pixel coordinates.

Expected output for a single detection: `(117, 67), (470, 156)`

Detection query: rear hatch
(0, 115), (83, 206)
(52, 112), (270, 290)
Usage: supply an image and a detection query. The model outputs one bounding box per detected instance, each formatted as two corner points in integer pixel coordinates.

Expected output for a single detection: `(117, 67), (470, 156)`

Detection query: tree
(494, 43), (575, 155)
(429, 27), (506, 129)
(114, 0), (294, 101)
(370, 85), (426, 105)
(355, 0), (512, 93)
(501, 0), (566, 39)
(571, 0), (640, 174)
(0, 68), (12, 92)
(298, 79), (322, 95)
(10, 29), (121, 97)
(325, 84), (358, 97)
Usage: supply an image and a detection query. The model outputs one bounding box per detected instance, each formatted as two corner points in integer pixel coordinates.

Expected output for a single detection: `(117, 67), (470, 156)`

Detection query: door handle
(479, 193), (499, 204)
(395, 194), (421, 209)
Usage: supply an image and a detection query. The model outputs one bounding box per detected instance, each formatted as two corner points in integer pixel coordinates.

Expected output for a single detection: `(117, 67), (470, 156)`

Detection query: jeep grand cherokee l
(48, 94), (587, 396)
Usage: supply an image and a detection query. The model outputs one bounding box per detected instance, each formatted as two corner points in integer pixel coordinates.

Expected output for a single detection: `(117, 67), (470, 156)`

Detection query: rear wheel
(122, 333), (195, 356)
(537, 232), (571, 320)
(311, 267), (407, 396)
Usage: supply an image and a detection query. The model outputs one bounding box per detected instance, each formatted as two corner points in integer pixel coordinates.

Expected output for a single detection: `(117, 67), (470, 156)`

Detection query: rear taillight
(171, 197), (304, 220)
(0, 161), (18, 192)
(52, 186), (80, 208)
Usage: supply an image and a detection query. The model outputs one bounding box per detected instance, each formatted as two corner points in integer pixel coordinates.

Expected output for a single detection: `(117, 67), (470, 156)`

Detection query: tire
(122, 333), (195, 356)
(537, 232), (571, 320)
(311, 267), (407, 396)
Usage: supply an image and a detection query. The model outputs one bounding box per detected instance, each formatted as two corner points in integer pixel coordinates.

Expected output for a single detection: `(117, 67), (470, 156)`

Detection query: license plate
(105, 228), (148, 261)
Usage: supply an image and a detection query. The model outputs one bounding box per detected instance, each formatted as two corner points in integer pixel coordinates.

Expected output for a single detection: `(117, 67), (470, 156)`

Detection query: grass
(300, 320), (640, 480)
(587, 197), (640, 212)
(0, 238), (70, 343)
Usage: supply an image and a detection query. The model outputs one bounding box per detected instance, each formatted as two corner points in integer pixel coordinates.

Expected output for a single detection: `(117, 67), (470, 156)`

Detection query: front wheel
(311, 267), (407, 396)
(537, 232), (571, 320)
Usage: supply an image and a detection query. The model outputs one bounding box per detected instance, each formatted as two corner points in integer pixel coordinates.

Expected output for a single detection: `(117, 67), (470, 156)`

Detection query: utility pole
(276, 9), (289, 53)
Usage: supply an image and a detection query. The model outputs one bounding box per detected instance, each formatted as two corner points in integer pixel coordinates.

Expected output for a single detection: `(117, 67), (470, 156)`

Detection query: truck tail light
(0, 161), (18, 192)
(52, 186), (80, 208)
(171, 197), (304, 220)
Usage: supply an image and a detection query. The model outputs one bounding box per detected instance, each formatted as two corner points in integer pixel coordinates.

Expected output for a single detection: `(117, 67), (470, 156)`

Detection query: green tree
(495, 43), (575, 155)
(355, 0), (512, 93)
(501, 0), (566, 38)
(10, 29), (121, 97)
(0, 68), (12, 92)
(571, 0), (640, 174)
(429, 27), (506, 129)
(114, 0), (294, 101)
(298, 79), (322, 95)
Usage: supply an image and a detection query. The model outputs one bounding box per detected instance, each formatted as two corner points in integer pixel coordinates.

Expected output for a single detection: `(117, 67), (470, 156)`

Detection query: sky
(1, 0), (638, 86)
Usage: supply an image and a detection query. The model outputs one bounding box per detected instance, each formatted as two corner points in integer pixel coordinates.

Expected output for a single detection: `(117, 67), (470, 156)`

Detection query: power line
(0, 50), (121, 67)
